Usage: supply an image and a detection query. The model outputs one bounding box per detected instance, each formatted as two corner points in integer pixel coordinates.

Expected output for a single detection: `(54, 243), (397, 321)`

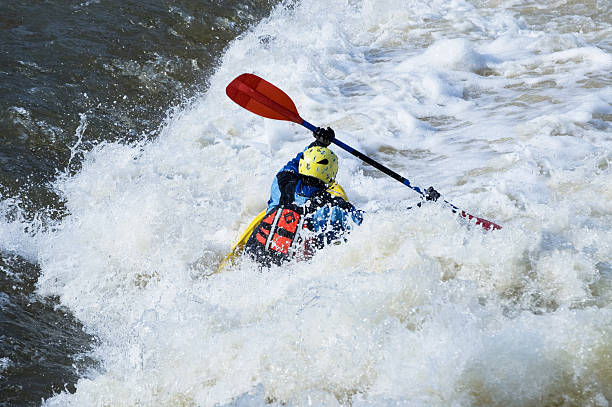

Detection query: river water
(1, 0), (611, 406)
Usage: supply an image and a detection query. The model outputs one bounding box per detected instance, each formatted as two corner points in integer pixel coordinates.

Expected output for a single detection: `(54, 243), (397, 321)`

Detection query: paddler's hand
(313, 127), (335, 147)
(425, 186), (440, 202)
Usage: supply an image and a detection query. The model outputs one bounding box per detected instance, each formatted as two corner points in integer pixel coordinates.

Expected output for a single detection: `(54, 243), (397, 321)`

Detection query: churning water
(1, 0), (611, 406)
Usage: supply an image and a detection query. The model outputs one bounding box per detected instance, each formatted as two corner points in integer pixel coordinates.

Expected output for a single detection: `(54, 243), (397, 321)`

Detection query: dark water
(0, 1), (278, 405)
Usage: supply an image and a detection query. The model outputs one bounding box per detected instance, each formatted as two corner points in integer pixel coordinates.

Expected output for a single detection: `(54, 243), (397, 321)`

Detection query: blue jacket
(266, 144), (363, 245)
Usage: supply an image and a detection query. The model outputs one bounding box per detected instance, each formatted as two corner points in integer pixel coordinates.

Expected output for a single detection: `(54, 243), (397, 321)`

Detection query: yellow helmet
(298, 146), (338, 185)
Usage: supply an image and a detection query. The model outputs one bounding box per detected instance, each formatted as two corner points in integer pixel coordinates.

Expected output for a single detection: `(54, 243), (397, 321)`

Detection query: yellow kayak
(216, 182), (349, 273)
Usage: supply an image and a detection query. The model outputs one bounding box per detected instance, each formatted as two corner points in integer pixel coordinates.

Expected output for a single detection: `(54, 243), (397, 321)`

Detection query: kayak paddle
(226, 73), (502, 231)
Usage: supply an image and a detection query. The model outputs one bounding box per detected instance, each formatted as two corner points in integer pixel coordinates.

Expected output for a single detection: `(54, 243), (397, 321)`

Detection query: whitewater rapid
(4, 0), (611, 405)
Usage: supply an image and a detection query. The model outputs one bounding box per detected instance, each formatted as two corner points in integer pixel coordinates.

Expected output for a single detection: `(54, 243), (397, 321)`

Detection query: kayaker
(243, 127), (364, 267)
(243, 127), (441, 267)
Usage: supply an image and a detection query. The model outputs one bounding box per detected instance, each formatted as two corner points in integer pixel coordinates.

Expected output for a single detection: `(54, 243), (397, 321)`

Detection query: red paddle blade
(460, 211), (502, 230)
(226, 73), (303, 124)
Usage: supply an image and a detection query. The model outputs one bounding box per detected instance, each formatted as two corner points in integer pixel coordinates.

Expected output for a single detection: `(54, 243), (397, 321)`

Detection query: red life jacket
(244, 177), (337, 266)
(252, 206), (306, 256)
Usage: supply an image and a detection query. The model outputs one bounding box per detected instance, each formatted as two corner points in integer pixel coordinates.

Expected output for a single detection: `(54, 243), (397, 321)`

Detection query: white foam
(3, 0), (606, 405)
(0, 196), (42, 262)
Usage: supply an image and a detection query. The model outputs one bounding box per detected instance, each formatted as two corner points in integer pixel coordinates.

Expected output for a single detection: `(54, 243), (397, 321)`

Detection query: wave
(3, 0), (608, 405)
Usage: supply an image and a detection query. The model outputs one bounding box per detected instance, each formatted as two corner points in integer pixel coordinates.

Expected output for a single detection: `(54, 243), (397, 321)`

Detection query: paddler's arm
(330, 197), (364, 227)
(309, 201), (363, 247)
(267, 172), (298, 212)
